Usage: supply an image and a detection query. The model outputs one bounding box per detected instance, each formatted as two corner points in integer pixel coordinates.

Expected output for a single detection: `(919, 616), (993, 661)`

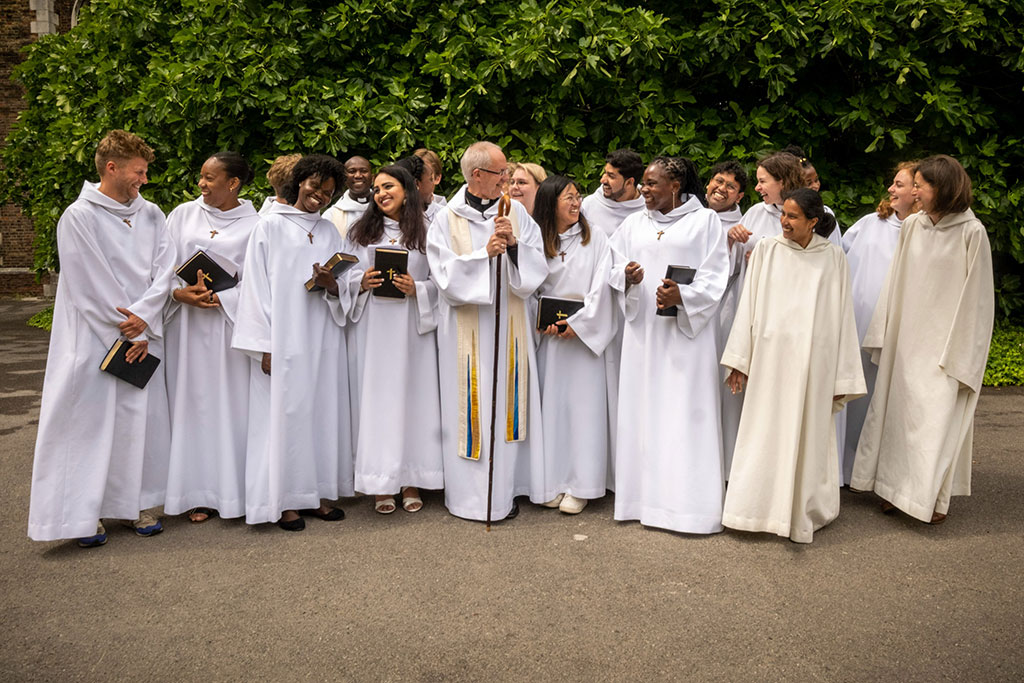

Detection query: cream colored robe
(721, 234), (865, 543)
(850, 209), (994, 521)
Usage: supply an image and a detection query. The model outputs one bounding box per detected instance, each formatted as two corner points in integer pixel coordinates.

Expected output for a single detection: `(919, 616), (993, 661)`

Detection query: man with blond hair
(28, 129), (177, 547)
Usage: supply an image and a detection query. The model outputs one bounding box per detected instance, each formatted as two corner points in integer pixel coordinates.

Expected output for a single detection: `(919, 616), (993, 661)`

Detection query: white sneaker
(559, 494), (587, 514)
(541, 493), (565, 508)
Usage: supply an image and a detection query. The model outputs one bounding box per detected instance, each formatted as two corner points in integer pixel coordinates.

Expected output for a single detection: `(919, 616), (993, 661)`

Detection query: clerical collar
(464, 190), (497, 217)
(352, 194), (370, 204)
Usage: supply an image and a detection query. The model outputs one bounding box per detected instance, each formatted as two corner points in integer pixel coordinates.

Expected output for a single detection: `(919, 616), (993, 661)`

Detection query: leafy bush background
(2, 0), (1023, 319)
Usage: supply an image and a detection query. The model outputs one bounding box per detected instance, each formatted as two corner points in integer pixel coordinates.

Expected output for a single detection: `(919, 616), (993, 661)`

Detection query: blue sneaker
(77, 523), (107, 548)
(130, 513), (163, 537)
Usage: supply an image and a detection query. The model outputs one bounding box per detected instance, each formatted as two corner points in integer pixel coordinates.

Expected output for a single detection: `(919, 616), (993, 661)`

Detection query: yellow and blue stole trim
(448, 207), (529, 461)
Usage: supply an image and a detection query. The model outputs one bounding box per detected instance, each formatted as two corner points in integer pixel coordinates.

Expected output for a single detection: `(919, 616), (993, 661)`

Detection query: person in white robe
(232, 155), (353, 531)
(531, 176), (616, 514)
(340, 165), (442, 514)
(258, 153), (302, 216)
(414, 148), (448, 210)
(722, 188), (865, 543)
(426, 141), (548, 522)
(726, 152), (844, 478)
(397, 154), (444, 225)
(579, 148), (646, 491)
(508, 162), (547, 216)
(323, 155), (373, 239)
(704, 160), (747, 479)
(839, 163), (918, 484)
(851, 155), (994, 524)
(163, 152), (261, 522)
(610, 156), (729, 535)
(28, 130), (175, 545)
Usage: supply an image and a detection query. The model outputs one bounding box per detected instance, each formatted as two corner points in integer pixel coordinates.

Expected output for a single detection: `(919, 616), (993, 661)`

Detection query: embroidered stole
(448, 207), (529, 462)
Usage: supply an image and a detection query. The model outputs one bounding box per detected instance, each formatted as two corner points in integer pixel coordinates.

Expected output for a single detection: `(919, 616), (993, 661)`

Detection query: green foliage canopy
(3, 0), (1023, 317)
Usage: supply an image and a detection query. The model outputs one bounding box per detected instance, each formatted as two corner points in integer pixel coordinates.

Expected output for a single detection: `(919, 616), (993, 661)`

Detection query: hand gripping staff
(486, 192), (512, 531)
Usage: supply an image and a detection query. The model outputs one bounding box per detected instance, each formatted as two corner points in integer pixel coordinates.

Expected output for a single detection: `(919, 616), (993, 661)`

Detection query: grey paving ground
(1, 297), (1022, 682)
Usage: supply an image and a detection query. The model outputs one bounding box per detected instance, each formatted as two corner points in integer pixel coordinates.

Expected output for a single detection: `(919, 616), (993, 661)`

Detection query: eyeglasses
(475, 167), (509, 178)
(559, 194), (583, 204)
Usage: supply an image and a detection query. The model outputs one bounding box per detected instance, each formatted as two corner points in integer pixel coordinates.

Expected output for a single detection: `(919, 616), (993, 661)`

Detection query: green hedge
(3, 0), (1022, 317)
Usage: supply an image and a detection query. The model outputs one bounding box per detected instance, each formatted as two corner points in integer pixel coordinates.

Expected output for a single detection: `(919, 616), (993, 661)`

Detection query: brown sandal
(188, 507), (218, 523)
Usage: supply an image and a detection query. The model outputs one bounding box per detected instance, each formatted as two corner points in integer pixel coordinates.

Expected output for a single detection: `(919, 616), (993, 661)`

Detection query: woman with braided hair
(609, 156), (730, 535)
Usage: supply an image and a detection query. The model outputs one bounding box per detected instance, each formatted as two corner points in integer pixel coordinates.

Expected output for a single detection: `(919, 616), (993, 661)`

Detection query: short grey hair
(460, 141), (503, 180)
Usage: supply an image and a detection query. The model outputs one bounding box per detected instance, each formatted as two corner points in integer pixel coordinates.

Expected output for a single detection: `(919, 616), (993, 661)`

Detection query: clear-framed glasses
(559, 193), (583, 204)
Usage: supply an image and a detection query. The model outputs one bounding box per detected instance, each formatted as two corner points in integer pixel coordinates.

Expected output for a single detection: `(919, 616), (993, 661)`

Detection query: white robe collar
(646, 194), (704, 224)
(589, 187), (645, 212)
(716, 205), (743, 227)
(775, 232), (831, 252)
(266, 200), (322, 225)
(925, 207), (978, 231)
(329, 189), (372, 214)
(191, 195), (257, 220)
(78, 181), (147, 218)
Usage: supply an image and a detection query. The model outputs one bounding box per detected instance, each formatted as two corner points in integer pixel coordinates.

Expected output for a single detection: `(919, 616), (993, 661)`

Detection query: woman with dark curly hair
(233, 154), (354, 531)
(851, 155), (994, 525)
(342, 165), (443, 515)
(609, 156), (730, 535)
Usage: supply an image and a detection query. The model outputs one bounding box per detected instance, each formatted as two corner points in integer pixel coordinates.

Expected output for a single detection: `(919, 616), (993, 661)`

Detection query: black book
(536, 296), (584, 331)
(373, 247), (410, 299)
(175, 250), (238, 292)
(99, 339), (161, 389)
(656, 265), (697, 317)
(305, 252), (359, 292)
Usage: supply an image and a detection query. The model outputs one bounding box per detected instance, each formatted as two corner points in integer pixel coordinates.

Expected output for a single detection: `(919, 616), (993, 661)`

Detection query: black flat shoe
(504, 502), (520, 521)
(277, 517), (306, 531)
(298, 507), (345, 522)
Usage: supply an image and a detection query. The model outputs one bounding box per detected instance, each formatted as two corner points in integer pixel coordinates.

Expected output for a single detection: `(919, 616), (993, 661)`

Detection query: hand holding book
(172, 270), (220, 308)
(311, 262), (340, 296)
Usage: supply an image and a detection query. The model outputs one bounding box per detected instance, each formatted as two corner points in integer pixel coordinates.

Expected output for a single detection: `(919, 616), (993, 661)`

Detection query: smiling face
(198, 157), (238, 210)
(372, 172), (406, 220)
(294, 174), (336, 213)
(803, 164), (821, 192)
(555, 182), (582, 232)
(100, 156), (149, 203)
(344, 157), (372, 197)
(911, 171), (937, 215)
(780, 198), (817, 248)
(640, 163), (680, 214)
(600, 163), (634, 201)
(416, 166), (434, 208)
(705, 172), (744, 212)
(887, 168), (916, 218)
(509, 167), (540, 212)
(754, 165), (784, 205)
(469, 147), (509, 201)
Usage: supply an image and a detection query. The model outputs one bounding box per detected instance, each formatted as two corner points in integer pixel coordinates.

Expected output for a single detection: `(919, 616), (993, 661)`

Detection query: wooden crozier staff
(486, 192), (512, 531)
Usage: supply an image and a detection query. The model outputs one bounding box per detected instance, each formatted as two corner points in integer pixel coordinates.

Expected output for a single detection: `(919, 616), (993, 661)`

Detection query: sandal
(929, 512), (947, 525)
(375, 497), (396, 515)
(188, 507), (218, 523)
(401, 487), (423, 513)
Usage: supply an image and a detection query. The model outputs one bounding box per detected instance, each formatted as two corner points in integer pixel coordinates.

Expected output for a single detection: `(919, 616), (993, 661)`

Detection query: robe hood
(192, 195), (257, 220)
(646, 194), (705, 224)
(922, 207), (979, 231)
(716, 205), (743, 228)
(588, 186), (645, 213)
(774, 232), (831, 252)
(78, 181), (147, 218)
(266, 200), (322, 224)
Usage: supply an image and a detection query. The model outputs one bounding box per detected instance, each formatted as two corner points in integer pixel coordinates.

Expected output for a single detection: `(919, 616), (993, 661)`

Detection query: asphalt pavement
(1, 297), (1021, 682)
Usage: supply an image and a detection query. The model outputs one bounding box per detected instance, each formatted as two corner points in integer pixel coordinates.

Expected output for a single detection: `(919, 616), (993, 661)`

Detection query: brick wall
(1, 1), (76, 294)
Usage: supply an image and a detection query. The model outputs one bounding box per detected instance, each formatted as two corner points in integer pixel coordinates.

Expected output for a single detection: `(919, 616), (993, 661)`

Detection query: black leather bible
(655, 265), (696, 317)
(99, 339), (161, 389)
(175, 250), (238, 292)
(373, 247), (410, 299)
(305, 252), (359, 292)
(536, 296), (584, 331)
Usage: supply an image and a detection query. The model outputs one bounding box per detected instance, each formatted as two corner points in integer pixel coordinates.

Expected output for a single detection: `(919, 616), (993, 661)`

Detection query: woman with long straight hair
(609, 156), (730, 535)
(530, 175), (616, 514)
(343, 165), (442, 515)
(851, 155), (994, 525)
